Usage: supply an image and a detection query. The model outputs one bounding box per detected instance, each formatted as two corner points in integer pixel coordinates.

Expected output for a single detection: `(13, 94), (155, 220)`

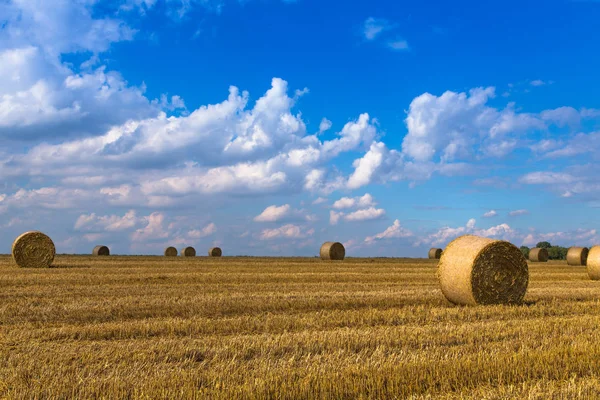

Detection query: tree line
(520, 241), (568, 260)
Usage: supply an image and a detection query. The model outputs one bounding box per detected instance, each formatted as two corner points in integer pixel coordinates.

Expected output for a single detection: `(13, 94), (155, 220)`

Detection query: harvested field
(2, 255), (600, 399)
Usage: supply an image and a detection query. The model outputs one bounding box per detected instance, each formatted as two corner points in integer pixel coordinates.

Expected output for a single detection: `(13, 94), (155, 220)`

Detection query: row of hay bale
(13, 231), (600, 307)
(94, 244), (223, 258)
(9, 231), (347, 267)
(430, 245), (591, 266)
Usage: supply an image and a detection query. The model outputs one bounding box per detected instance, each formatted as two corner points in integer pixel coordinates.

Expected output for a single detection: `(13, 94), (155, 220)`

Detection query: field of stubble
(2, 255), (600, 399)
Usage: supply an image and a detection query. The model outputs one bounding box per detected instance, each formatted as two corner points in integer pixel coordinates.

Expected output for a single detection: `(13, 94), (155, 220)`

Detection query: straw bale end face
(164, 247), (178, 257)
(92, 245), (110, 256)
(182, 247), (196, 257)
(437, 235), (529, 306)
(320, 242), (345, 260)
(12, 231), (56, 268)
(208, 247), (222, 257)
(567, 247), (589, 266)
(428, 248), (443, 260)
(529, 248), (549, 262)
(586, 246), (600, 280)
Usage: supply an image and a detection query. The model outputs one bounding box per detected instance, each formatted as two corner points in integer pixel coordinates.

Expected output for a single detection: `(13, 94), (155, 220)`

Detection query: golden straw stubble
(586, 246), (600, 280)
(437, 235), (529, 305)
(320, 242), (345, 260)
(12, 231), (56, 268)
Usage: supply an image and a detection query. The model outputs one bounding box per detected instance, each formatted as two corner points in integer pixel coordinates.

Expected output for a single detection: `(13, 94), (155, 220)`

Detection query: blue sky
(1, 0), (600, 256)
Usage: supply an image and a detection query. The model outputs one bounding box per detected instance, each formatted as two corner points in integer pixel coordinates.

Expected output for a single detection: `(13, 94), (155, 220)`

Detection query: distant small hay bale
(428, 248), (443, 260)
(181, 247), (196, 257)
(567, 247), (589, 266)
(320, 242), (345, 261)
(586, 246), (600, 280)
(529, 248), (549, 262)
(92, 245), (110, 256)
(437, 234), (529, 306)
(12, 231), (56, 268)
(164, 247), (178, 257)
(208, 247), (222, 257)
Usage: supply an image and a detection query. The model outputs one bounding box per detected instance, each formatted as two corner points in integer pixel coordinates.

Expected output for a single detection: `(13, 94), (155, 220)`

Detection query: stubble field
(1, 255), (600, 399)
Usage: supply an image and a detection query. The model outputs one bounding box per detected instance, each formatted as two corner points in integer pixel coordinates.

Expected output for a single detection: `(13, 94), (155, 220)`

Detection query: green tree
(520, 246), (530, 259)
(536, 241), (552, 249)
(547, 246), (568, 260)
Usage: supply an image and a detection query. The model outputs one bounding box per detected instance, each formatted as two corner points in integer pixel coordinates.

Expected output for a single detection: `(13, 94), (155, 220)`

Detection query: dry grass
(1, 255), (600, 399)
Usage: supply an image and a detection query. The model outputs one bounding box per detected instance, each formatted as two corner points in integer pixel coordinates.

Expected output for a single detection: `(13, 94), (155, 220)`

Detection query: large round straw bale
(182, 247), (196, 257)
(11, 231), (56, 268)
(428, 248), (443, 259)
(320, 242), (345, 260)
(164, 246), (178, 257)
(437, 234), (529, 305)
(92, 245), (110, 256)
(567, 247), (589, 266)
(586, 246), (600, 280)
(208, 247), (222, 257)
(529, 247), (549, 262)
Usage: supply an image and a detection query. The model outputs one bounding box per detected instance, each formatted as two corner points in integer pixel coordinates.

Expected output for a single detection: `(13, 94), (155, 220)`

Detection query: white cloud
(365, 220), (413, 243)
(259, 224), (307, 240)
(387, 39), (409, 51)
(312, 197), (327, 205)
(415, 218), (515, 247)
(188, 222), (216, 238)
(329, 210), (343, 225)
(519, 172), (577, 185)
(344, 207), (386, 222)
(254, 204), (291, 222)
(363, 17), (394, 40)
(75, 210), (140, 232)
(318, 118), (332, 134)
(332, 193), (376, 209)
(522, 229), (598, 247)
(483, 210), (497, 218)
(530, 80), (546, 87)
(508, 209), (529, 217)
(402, 87), (544, 163)
(131, 212), (170, 242)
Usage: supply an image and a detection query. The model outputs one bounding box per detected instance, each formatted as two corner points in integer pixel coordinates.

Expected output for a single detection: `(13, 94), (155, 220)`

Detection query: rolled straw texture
(529, 248), (549, 262)
(437, 234), (529, 305)
(208, 247), (222, 257)
(428, 248), (443, 260)
(164, 247), (178, 257)
(12, 231), (56, 268)
(181, 247), (196, 257)
(567, 247), (589, 266)
(320, 242), (345, 260)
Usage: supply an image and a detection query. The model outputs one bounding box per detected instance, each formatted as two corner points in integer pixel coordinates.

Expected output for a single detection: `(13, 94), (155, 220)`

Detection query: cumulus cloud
(254, 204), (291, 222)
(365, 220), (413, 243)
(318, 118), (332, 134)
(415, 218), (515, 247)
(362, 17), (394, 40)
(483, 210), (497, 218)
(131, 212), (170, 242)
(259, 224), (309, 240)
(75, 210), (140, 232)
(508, 209), (529, 217)
(188, 223), (217, 239)
(332, 193), (376, 209)
(344, 207), (386, 221)
(402, 87), (545, 163)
